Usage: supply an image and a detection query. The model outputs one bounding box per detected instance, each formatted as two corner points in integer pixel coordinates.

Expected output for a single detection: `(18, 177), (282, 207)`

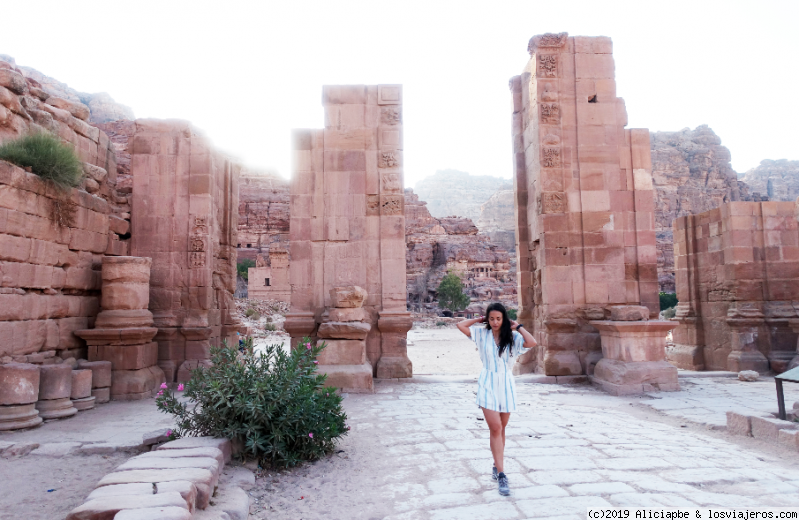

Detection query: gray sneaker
(492, 465), (498, 480)
(497, 472), (510, 496)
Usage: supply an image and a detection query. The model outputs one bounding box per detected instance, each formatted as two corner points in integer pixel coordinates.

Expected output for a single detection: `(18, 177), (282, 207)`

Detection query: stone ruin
(670, 200), (799, 373)
(247, 247), (291, 301)
(284, 85), (413, 390)
(510, 33), (665, 379)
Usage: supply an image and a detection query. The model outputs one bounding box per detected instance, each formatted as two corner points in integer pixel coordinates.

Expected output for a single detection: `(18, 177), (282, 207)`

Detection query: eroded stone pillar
(0, 363), (42, 431)
(591, 306), (678, 395)
(75, 256), (165, 400)
(316, 286), (374, 393)
(36, 364), (77, 419)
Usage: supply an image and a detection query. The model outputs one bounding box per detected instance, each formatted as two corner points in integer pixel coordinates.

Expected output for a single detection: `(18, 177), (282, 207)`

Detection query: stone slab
(87, 481), (197, 513)
(726, 411), (752, 436)
(750, 415), (797, 441)
(96, 468), (214, 509)
(65, 491), (187, 520)
(137, 447), (224, 467)
(113, 507), (192, 520)
(157, 437), (232, 463)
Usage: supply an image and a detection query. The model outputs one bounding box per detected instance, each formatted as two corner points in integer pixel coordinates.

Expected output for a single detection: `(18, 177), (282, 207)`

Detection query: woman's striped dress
(469, 325), (528, 413)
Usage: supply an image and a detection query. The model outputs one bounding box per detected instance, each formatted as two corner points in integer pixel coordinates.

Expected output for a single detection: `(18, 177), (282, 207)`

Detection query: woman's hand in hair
(456, 315), (485, 338)
(511, 319), (537, 349)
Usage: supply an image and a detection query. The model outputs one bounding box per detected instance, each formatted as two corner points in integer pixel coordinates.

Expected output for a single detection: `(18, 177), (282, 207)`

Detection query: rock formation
(739, 159), (799, 203)
(1, 55), (135, 124)
(413, 169), (512, 224)
(476, 188), (516, 252)
(650, 126), (751, 293)
(405, 188), (515, 313)
(237, 169), (290, 262)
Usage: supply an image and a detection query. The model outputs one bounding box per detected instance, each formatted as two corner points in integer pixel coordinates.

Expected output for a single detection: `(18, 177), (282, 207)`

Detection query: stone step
(65, 491), (188, 520)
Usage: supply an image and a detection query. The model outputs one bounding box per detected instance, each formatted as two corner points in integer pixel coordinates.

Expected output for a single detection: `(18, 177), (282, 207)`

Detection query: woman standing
(456, 302), (537, 496)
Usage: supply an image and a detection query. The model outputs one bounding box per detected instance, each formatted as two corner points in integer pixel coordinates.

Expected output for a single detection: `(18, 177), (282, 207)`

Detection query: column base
(176, 360), (213, 383)
(318, 364), (374, 393)
(35, 397), (78, 419)
(727, 350), (769, 374)
(666, 343), (705, 371)
(768, 350), (795, 374)
(111, 365), (165, 400)
(593, 359), (679, 396)
(542, 350), (583, 376)
(0, 403), (43, 431)
(91, 387), (111, 404)
(72, 396), (96, 411)
(376, 356), (412, 379)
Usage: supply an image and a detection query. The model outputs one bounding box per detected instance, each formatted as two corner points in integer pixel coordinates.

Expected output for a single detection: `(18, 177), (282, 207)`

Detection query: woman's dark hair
(484, 302), (514, 357)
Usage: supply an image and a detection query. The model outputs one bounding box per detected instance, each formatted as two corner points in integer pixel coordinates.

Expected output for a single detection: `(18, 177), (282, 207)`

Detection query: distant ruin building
(510, 33), (660, 376)
(248, 248), (291, 302)
(236, 169), (290, 262)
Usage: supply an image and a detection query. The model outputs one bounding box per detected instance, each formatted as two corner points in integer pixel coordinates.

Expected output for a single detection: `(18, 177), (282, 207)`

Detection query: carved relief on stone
(528, 32), (568, 55)
(538, 55), (558, 78)
(190, 252), (206, 267)
(379, 150), (401, 169)
(380, 195), (403, 215)
(542, 147), (561, 168)
(540, 103), (560, 124)
(542, 83), (558, 102)
(366, 195), (380, 216)
(539, 192), (567, 214)
(381, 172), (402, 193)
(191, 216), (208, 235)
(381, 107), (401, 125)
(190, 237), (206, 252)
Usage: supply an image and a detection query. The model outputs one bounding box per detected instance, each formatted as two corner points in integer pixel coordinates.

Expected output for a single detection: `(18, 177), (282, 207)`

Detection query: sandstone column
(590, 305), (678, 395)
(316, 286), (374, 392)
(77, 360), (112, 404)
(75, 256), (165, 400)
(0, 363), (43, 431)
(510, 33), (659, 376)
(36, 364), (78, 419)
(70, 369), (95, 410)
(285, 85), (413, 384)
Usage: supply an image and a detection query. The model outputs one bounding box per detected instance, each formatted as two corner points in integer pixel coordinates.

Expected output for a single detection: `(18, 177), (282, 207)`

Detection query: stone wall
(247, 248), (290, 301)
(510, 33), (660, 376)
(285, 84), (413, 384)
(670, 201), (799, 373)
(0, 161), (129, 363)
(128, 119), (242, 382)
(405, 188), (515, 312)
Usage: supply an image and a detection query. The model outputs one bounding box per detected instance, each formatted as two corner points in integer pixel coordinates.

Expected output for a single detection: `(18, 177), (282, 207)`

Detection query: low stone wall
(0, 161), (129, 363)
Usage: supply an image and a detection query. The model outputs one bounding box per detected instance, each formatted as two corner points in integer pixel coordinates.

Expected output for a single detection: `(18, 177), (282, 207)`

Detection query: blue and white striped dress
(470, 325), (528, 413)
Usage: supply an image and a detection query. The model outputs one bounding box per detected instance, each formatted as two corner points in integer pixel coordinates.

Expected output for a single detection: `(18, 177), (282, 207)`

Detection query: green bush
(156, 338), (348, 469)
(264, 322), (276, 332)
(0, 133), (83, 190)
(507, 308), (518, 320)
(244, 308), (255, 317)
(237, 259), (255, 281)
(437, 271), (470, 312)
(659, 292), (678, 310)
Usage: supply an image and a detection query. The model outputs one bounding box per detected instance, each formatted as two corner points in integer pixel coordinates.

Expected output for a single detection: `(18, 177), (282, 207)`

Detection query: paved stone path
(251, 380), (799, 520)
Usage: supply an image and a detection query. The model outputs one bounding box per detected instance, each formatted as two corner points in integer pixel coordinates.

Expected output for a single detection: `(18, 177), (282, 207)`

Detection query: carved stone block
(541, 103), (560, 124)
(542, 147), (561, 168)
(540, 192), (566, 214)
(380, 195), (403, 215)
(380, 172), (402, 193)
(381, 107), (401, 125)
(378, 150), (401, 169)
(538, 54), (558, 78)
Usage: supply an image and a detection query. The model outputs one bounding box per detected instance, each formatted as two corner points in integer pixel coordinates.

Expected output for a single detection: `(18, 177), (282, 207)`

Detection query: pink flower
(326, 393), (329, 396)
(308, 433), (313, 439)
(313, 361), (318, 364)
(306, 344), (311, 350)
(346, 426), (350, 430)
(167, 429), (172, 436)
(157, 390), (163, 396)
(177, 384), (185, 391)
(160, 383), (168, 389)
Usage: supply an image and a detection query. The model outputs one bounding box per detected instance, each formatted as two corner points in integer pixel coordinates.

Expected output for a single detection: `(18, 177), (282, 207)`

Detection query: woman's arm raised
(456, 316), (485, 338)
(509, 320), (537, 349)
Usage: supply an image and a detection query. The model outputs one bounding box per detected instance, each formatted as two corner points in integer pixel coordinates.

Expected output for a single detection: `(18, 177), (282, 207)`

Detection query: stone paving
(251, 380), (799, 520)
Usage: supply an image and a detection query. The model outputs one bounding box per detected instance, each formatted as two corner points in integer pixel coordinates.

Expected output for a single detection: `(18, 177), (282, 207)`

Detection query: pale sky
(1, 1), (797, 187)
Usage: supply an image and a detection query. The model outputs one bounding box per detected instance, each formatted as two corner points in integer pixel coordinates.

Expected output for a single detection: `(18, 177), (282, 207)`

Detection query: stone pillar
(75, 256), (165, 400)
(668, 214), (705, 370)
(727, 305), (769, 374)
(36, 364), (78, 419)
(77, 360), (112, 404)
(70, 369), (95, 411)
(316, 286), (374, 393)
(0, 363), (43, 431)
(510, 33), (659, 376)
(287, 85), (413, 380)
(590, 305), (678, 395)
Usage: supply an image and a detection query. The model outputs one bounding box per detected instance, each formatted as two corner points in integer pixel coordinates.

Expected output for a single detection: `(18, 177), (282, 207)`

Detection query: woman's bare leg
(481, 407), (509, 473)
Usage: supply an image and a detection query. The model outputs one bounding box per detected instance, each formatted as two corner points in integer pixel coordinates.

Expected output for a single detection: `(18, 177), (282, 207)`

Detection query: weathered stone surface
(96, 469), (214, 509)
(0, 441), (39, 457)
(236, 169), (290, 263)
(91, 386), (110, 403)
(77, 360), (112, 388)
(70, 369), (92, 399)
(778, 429), (799, 451)
(117, 455), (219, 474)
(72, 395), (95, 410)
(750, 416), (797, 441)
(38, 363), (72, 400)
(138, 447), (224, 467)
(317, 339), (367, 365)
(0, 403), (42, 431)
(606, 305), (650, 322)
(111, 365), (165, 399)
(65, 491), (188, 520)
(0, 362), (40, 405)
(87, 481), (197, 513)
(739, 159), (799, 203)
(30, 441), (81, 457)
(213, 485), (250, 520)
(157, 437), (232, 464)
(34, 396), (77, 419)
(329, 286), (367, 308)
(328, 308), (368, 322)
(317, 321), (371, 340)
(318, 364), (374, 393)
(738, 370), (760, 382)
(45, 96), (90, 121)
(112, 507), (191, 520)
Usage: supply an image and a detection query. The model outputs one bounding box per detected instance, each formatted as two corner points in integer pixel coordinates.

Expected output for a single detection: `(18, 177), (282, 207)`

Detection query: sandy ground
(0, 452), (128, 520)
(407, 328), (481, 375)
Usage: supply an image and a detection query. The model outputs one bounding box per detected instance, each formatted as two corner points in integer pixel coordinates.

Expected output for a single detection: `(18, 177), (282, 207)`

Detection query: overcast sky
(1, 1), (797, 187)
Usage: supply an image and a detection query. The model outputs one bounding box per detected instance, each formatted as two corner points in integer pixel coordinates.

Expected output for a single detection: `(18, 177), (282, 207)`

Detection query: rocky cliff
(650, 125), (751, 293)
(413, 169), (512, 223)
(476, 189), (516, 253)
(405, 188), (516, 313)
(0, 54), (135, 124)
(237, 169), (290, 261)
(739, 159), (799, 203)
